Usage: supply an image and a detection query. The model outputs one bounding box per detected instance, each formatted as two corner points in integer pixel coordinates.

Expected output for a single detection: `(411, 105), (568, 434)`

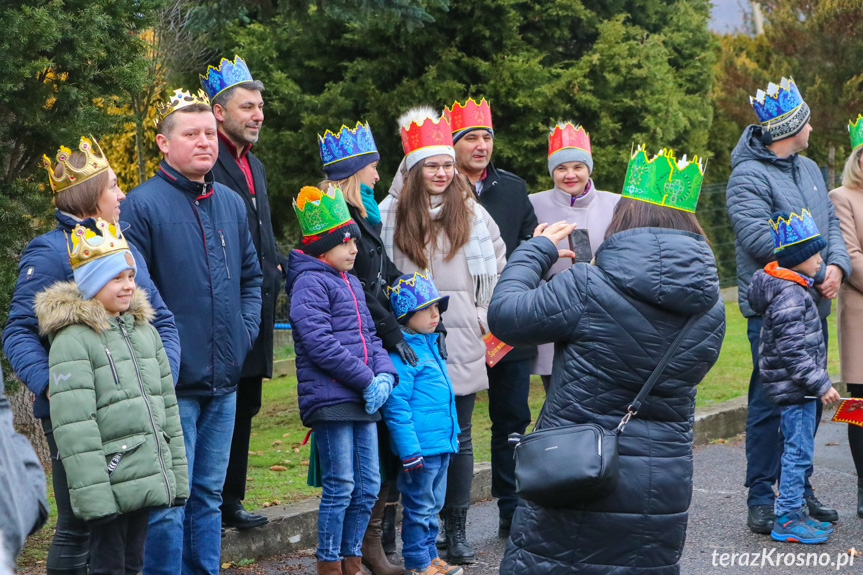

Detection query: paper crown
(548, 122), (591, 157)
(399, 107), (454, 168)
(749, 77), (810, 140)
(66, 219), (130, 270)
(293, 185), (353, 238)
(318, 122), (379, 168)
(200, 55), (255, 100)
(444, 98), (493, 133)
(770, 209), (821, 253)
(42, 136), (111, 195)
(621, 145), (704, 213)
(387, 269), (450, 321)
(154, 88), (211, 127)
(850, 115), (863, 152)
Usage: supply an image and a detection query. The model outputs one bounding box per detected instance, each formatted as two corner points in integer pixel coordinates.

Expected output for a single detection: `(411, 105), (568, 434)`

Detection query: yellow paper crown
(66, 219), (130, 270)
(154, 88), (211, 127)
(41, 136), (111, 195)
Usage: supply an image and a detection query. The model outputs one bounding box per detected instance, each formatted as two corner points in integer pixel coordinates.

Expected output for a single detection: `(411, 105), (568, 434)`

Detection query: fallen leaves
(269, 465), (287, 472)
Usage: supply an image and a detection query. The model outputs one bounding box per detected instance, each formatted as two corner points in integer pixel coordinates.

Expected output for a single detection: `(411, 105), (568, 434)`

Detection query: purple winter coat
(287, 249), (397, 426)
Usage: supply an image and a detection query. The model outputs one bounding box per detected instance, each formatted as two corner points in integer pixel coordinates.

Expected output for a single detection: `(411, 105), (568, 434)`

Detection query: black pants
(847, 384), (863, 481)
(444, 394), (476, 509)
(88, 509), (149, 575)
(487, 359), (532, 521)
(42, 418), (89, 574)
(222, 375), (264, 503)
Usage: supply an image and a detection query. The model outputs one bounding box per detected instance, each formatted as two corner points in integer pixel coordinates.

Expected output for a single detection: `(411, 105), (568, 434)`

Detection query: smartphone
(568, 228), (592, 263)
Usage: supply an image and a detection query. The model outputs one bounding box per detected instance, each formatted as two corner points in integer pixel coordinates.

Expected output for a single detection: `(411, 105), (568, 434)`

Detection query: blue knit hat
(769, 210), (827, 270)
(67, 220), (137, 299)
(74, 250), (136, 299)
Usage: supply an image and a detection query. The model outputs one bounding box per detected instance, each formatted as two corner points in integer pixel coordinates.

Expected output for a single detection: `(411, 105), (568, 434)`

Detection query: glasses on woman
(423, 162), (455, 174)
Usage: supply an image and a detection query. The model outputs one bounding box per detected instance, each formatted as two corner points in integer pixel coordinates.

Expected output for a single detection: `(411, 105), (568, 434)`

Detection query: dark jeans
(745, 316), (825, 507)
(444, 394), (476, 510)
(222, 375), (263, 504)
(846, 383), (863, 480)
(88, 509), (149, 575)
(487, 360), (532, 521)
(42, 417), (90, 574)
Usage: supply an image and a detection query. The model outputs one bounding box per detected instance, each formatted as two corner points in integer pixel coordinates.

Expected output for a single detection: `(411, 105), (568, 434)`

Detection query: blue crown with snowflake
(387, 270), (449, 322)
(750, 77), (811, 141)
(318, 122), (379, 168)
(200, 55), (255, 100)
(770, 209), (821, 253)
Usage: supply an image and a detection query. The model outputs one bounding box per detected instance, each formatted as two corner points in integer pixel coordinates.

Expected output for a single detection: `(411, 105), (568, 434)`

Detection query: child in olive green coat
(35, 220), (187, 575)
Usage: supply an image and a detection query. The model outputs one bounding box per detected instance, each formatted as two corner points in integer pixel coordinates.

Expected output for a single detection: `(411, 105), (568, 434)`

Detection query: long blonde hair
(841, 147), (863, 191)
(319, 173), (366, 218)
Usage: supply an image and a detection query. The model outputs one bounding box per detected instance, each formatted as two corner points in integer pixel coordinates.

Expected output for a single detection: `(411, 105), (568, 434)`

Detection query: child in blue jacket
(382, 270), (461, 575)
(287, 185), (398, 575)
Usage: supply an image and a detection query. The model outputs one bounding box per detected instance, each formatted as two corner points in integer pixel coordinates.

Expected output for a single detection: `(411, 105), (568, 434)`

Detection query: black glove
(87, 513), (119, 527)
(437, 332), (448, 360)
(172, 497), (187, 507)
(395, 340), (418, 367)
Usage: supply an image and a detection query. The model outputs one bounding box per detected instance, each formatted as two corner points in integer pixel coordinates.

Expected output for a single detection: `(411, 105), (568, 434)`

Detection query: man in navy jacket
(121, 92), (262, 575)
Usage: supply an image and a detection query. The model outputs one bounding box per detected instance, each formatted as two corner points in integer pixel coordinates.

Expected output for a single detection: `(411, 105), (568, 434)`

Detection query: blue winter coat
(748, 264), (833, 405)
(381, 330), (459, 459)
(726, 125), (850, 318)
(121, 161), (262, 396)
(2, 211), (181, 419)
(287, 250), (397, 426)
(488, 229), (726, 575)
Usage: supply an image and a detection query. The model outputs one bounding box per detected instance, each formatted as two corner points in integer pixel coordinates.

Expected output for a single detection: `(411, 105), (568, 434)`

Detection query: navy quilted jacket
(748, 265), (832, 405)
(726, 125), (850, 318)
(287, 250), (397, 426)
(488, 229), (725, 575)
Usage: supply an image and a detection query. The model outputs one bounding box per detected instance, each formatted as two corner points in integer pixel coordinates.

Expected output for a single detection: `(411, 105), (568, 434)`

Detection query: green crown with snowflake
(621, 145), (704, 213)
(849, 115), (863, 152)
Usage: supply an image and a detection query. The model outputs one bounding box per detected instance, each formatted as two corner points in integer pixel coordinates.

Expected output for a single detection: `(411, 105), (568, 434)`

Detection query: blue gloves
(402, 454), (424, 472)
(363, 372), (395, 414)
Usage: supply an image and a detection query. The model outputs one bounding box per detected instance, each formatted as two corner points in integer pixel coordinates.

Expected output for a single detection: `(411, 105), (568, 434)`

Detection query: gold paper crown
(66, 219), (131, 270)
(154, 88), (211, 127)
(41, 136), (111, 195)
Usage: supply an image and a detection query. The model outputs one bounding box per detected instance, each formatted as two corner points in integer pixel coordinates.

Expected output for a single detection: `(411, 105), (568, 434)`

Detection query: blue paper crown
(749, 77), (810, 141)
(770, 209), (821, 253)
(200, 55), (255, 100)
(387, 270), (449, 321)
(318, 122), (379, 168)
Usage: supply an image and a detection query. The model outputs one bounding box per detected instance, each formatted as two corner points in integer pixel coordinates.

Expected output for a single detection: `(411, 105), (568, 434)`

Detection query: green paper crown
(849, 115), (863, 152)
(621, 145), (704, 213)
(293, 184), (352, 238)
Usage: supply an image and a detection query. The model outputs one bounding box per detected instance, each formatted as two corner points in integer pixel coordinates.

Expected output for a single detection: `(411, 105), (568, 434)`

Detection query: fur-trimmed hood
(35, 281), (154, 336)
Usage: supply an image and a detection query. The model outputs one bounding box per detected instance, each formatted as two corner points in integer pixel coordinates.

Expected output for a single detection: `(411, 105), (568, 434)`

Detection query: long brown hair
(394, 164), (474, 269)
(604, 197), (708, 240)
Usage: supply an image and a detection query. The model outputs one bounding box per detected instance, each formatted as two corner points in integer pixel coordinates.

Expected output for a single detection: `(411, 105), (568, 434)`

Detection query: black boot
(805, 495), (839, 523)
(381, 503), (397, 554)
(221, 497), (268, 530)
(436, 511), (446, 550)
(858, 485), (863, 519)
(443, 507), (476, 565)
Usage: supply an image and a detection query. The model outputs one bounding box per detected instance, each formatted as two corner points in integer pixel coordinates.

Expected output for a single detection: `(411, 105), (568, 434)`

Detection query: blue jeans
(143, 393), (236, 575)
(315, 420), (380, 562)
(776, 400), (818, 516)
(745, 317), (824, 506)
(398, 454), (450, 570)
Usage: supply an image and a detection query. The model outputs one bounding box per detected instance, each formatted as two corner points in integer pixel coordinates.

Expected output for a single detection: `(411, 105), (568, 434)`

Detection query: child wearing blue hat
(747, 210), (841, 544)
(381, 270), (462, 575)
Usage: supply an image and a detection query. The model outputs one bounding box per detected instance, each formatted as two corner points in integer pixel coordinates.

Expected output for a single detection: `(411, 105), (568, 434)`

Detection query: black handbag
(510, 314), (699, 508)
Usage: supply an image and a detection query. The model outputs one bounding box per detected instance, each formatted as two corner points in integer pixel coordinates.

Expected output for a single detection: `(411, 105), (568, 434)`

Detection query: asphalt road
(223, 408), (862, 574)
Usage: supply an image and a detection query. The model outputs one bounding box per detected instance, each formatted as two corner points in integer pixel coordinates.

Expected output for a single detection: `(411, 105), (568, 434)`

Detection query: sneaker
(771, 510), (830, 544)
(805, 495), (839, 523)
(747, 504), (774, 535)
(405, 566), (441, 575)
(802, 505), (834, 533)
(431, 557), (464, 575)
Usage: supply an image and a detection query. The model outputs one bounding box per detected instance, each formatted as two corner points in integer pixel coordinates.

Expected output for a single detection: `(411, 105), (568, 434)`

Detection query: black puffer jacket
(748, 264), (832, 405)
(488, 228), (725, 575)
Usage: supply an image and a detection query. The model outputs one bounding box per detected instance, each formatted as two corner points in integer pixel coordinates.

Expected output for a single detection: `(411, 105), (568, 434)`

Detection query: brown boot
(317, 560), (342, 575)
(361, 498), (404, 575)
(342, 555), (372, 575)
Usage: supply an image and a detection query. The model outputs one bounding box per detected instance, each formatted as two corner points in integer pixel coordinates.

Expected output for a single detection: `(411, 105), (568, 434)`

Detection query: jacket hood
(286, 249), (341, 292)
(731, 125), (796, 172)
(747, 268), (802, 316)
(35, 281), (154, 335)
(595, 227), (720, 315)
(387, 157), (409, 200)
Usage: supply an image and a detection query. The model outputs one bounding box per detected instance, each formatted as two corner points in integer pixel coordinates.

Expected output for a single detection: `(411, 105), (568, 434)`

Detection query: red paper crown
(548, 122), (592, 157)
(400, 115), (454, 156)
(444, 98), (493, 133)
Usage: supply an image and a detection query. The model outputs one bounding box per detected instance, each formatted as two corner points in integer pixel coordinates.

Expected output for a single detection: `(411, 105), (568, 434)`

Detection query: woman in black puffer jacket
(488, 198), (726, 575)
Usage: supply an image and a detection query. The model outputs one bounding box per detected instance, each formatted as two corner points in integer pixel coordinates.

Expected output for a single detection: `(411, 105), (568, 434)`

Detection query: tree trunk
(135, 118), (147, 186)
(828, 145), (836, 190)
(9, 382), (51, 470)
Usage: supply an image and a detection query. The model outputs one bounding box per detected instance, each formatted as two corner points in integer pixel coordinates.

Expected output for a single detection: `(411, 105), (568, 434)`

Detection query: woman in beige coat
(828, 139), (863, 519)
(380, 106), (506, 565)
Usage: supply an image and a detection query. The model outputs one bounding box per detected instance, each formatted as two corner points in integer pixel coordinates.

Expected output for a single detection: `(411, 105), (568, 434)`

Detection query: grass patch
(273, 344), (294, 361)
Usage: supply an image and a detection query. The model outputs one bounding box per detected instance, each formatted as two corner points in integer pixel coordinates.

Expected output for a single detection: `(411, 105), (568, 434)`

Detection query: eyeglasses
(422, 162), (455, 173)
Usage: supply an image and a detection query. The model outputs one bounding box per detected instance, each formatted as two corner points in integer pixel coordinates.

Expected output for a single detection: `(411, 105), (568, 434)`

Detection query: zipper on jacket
(219, 231), (232, 279)
(342, 272), (368, 364)
(117, 317), (172, 498)
(105, 348), (121, 387)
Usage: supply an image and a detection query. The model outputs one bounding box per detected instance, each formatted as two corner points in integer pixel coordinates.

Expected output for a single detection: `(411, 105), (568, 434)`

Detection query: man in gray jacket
(726, 77), (851, 534)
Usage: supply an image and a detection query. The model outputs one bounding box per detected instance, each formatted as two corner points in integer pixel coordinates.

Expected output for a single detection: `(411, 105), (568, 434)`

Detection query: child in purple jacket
(287, 185), (397, 575)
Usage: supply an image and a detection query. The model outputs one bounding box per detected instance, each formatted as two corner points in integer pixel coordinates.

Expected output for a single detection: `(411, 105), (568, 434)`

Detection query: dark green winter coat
(36, 282), (188, 522)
